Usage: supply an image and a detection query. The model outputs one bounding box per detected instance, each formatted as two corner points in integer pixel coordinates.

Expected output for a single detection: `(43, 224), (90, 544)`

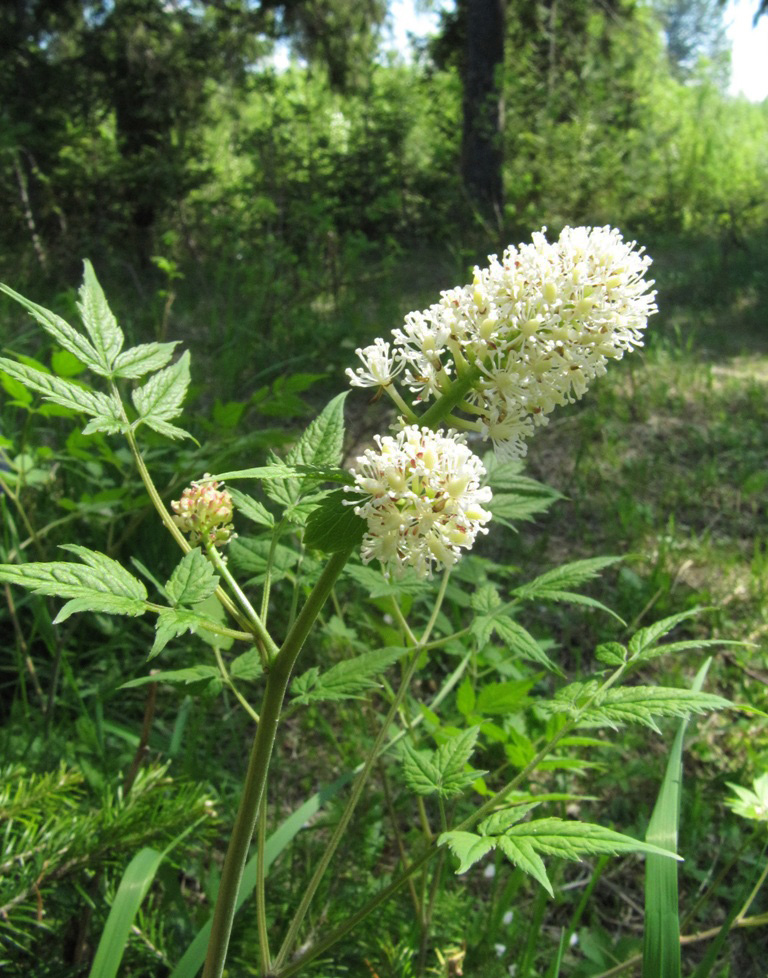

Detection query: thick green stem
(256, 789), (271, 974)
(202, 548), (353, 978)
(418, 367), (482, 430)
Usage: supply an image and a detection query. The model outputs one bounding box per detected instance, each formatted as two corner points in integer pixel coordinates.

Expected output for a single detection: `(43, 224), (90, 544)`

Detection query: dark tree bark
(461, 0), (505, 223)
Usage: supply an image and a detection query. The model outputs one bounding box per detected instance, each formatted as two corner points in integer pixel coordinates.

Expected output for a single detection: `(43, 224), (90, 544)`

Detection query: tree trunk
(461, 0), (505, 224)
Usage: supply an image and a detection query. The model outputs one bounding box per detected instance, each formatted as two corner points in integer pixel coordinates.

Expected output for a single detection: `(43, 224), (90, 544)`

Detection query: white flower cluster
(347, 226), (657, 460)
(347, 425), (492, 578)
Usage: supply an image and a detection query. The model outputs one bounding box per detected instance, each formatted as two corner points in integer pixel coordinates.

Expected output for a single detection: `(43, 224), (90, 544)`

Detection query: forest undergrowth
(0, 228), (767, 978)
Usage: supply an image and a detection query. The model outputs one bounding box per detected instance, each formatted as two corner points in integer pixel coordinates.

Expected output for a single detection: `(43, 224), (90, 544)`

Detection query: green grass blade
(642, 658), (712, 978)
(169, 772), (352, 978)
(88, 847), (164, 978)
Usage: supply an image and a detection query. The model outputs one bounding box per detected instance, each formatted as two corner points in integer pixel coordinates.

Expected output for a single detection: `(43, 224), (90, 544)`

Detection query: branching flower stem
(205, 544), (279, 665)
(384, 382), (419, 422)
(418, 367), (482, 429)
(201, 547), (354, 978)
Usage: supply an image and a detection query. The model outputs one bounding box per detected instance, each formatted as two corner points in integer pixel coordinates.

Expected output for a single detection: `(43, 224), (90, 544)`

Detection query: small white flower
(345, 337), (404, 388)
(347, 425), (492, 578)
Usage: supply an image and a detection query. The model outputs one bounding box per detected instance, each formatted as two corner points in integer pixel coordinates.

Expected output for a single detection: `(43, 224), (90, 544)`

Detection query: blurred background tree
(0, 0), (765, 288)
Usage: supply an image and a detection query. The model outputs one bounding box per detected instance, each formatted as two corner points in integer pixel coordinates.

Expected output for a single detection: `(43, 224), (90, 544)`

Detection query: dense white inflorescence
(347, 226), (657, 460)
(347, 425), (493, 578)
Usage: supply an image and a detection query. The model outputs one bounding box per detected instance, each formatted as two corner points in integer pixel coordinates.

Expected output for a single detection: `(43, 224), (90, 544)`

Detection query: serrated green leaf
(0, 357), (120, 420)
(483, 455), (562, 496)
(501, 817), (682, 865)
(121, 665), (219, 689)
(291, 646), (405, 705)
(0, 545), (147, 623)
(631, 638), (744, 667)
(212, 463), (354, 484)
(165, 550), (218, 607)
(402, 728), (486, 799)
(470, 583), (502, 614)
(492, 616), (563, 674)
(112, 342), (179, 379)
(304, 489), (365, 553)
(230, 649), (263, 682)
(488, 492), (558, 527)
(628, 609), (705, 657)
(78, 260), (124, 371)
(438, 831), (496, 874)
(480, 804), (540, 836)
(595, 642), (627, 666)
(54, 594), (145, 623)
(227, 488), (275, 528)
(286, 392), (347, 468)
(150, 606), (224, 658)
(513, 557), (622, 602)
(435, 727), (486, 795)
(497, 836), (554, 895)
(81, 399), (129, 436)
(576, 686), (731, 732)
(141, 417), (191, 441)
(132, 351), (190, 427)
(0, 284), (105, 373)
(476, 679), (535, 715)
(209, 463), (303, 481)
(401, 742), (444, 796)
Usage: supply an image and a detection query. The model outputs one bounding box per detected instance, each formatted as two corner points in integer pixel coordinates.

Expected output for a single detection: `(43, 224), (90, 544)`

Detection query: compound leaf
(291, 646), (405, 705)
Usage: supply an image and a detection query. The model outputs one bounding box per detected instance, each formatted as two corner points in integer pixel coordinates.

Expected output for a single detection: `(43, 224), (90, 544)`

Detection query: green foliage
(0, 762), (215, 968)
(441, 814), (681, 895)
(726, 773), (768, 823)
(641, 661), (712, 978)
(401, 727), (487, 799)
(291, 646), (405, 706)
(0, 545), (147, 623)
(0, 188), (766, 978)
